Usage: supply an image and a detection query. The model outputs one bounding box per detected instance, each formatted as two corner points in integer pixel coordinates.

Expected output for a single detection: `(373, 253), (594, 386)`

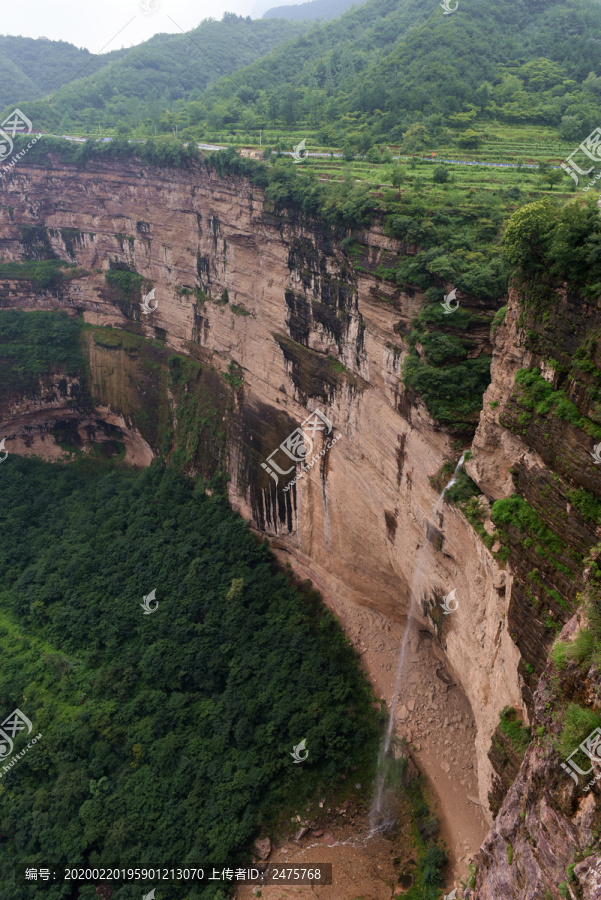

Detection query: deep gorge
(1, 154), (600, 897)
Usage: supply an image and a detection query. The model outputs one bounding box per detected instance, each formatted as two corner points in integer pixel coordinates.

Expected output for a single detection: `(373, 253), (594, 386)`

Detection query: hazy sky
(1, 0), (276, 52)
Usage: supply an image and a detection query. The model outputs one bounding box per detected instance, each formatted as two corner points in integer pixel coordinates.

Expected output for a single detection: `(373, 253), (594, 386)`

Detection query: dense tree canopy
(0, 458), (378, 899)
(5, 0), (601, 143)
(1, 15), (308, 136)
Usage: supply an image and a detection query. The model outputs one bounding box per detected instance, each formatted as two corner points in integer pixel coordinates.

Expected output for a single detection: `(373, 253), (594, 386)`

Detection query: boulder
(253, 837), (271, 860)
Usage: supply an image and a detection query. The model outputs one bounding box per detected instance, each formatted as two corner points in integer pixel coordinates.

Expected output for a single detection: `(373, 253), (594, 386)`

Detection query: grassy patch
(491, 494), (571, 575)
(557, 703), (601, 760)
(551, 545), (601, 673)
(499, 706), (531, 756)
(0, 259), (80, 289)
(514, 368), (601, 441)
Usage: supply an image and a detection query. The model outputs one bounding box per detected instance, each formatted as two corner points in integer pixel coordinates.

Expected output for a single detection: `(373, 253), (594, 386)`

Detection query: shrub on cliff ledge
(499, 705), (531, 755)
(552, 544), (601, 672)
(402, 352), (491, 430)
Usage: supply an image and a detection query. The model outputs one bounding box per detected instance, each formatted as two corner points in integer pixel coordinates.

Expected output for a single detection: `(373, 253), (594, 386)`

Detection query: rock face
(3, 154), (601, 891)
(466, 614), (601, 900)
(462, 268), (601, 895)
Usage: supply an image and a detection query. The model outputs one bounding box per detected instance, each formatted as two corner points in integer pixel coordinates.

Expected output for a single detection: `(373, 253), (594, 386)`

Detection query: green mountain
(3, 15), (308, 135)
(263, 0), (360, 21)
(194, 0), (601, 142)
(10, 0), (601, 142)
(0, 36), (125, 111)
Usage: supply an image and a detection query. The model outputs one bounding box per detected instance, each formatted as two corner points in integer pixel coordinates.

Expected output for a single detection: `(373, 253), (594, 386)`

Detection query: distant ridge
(263, 0), (358, 21)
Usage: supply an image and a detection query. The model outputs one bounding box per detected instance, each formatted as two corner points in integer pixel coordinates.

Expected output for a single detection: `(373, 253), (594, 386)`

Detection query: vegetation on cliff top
(504, 197), (601, 294)
(0, 456), (379, 899)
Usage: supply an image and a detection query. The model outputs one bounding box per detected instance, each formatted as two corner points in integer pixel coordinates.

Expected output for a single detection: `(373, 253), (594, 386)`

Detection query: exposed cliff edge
(2, 156), (601, 892)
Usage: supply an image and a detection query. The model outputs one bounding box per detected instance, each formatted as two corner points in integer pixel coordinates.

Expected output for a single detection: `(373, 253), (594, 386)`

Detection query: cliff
(1, 154), (600, 893)
(469, 613), (601, 900)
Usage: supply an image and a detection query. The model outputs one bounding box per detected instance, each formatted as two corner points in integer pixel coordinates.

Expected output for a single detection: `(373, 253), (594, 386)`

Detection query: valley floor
(269, 547), (489, 893)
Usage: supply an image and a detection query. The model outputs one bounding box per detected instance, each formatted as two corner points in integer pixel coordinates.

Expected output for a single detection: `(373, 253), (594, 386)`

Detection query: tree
(503, 199), (557, 271)
(433, 165), (449, 184)
(390, 165), (405, 196)
(546, 169), (563, 191)
(560, 115), (584, 142)
(456, 129), (481, 149)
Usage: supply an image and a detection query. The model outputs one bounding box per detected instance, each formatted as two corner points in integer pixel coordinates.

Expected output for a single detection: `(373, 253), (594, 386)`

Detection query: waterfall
(369, 453), (466, 830)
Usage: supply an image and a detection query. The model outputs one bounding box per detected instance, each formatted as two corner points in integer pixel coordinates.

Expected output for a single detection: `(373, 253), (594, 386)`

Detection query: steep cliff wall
(466, 604), (601, 899)
(0, 155), (518, 819)
(461, 219), (601, 895)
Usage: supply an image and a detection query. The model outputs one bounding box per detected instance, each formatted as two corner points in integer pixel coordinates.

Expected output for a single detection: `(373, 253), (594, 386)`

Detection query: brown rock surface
(466, 614), (601, 900)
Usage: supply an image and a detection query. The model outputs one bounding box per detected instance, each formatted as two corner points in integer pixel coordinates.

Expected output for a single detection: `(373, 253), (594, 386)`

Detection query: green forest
(0, 36), (126, 110)
(0, 15), (307, 136)
(263, 0), (357, 22)
(0, 457), (379, 899)
(6, 0), (601, 151)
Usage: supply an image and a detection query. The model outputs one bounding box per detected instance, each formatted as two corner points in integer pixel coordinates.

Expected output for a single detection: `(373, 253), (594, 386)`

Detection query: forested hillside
(1, 15), (308, 135)
(0, 455), (378, 899)
(263, 0), (359, 22)
(195, 0), (601, 143)
(0, 36), (125, 110)
(6, 0), (601, 146)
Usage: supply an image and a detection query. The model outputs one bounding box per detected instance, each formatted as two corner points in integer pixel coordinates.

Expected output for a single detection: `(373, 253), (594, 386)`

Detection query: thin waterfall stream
(369, 453), (466, 832)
